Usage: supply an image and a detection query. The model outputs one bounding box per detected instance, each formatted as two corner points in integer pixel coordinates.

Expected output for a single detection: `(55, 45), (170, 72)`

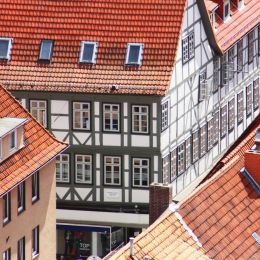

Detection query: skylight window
(39, 40), (53, 61)
(0, 38), (12, 60)
(125, 43), (144, 65)
(80, 41), (98, 63)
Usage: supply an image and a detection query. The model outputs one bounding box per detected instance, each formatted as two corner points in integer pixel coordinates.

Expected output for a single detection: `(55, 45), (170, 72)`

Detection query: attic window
(238, 0), (244, 9)
(125, 43), (144, 65)
(80, 41), (98, 64)
(224, 1), (230, 21)
(39, 40), (53, 61)
(0, 38), (12, 60)
(210, 11), (215, 26)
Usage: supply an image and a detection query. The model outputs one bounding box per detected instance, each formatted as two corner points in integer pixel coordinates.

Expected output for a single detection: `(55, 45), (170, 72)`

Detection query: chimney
(149, 183), (172, 225)
(244, 128), (260, 187)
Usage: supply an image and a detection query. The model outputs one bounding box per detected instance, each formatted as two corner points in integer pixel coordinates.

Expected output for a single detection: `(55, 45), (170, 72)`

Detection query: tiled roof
(0, 0), (187, 96)
(110, 116), (260, 259)
(204, 0), (260, 52)
(0, 84), (67, 197)
(109, 209), (209, 259)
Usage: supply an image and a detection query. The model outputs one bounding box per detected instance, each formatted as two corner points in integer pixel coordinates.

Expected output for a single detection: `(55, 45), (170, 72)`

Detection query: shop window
(125, 43), (144, 65)
(104, 156), (121, 185)
(228, 98), (235, 131)
(56, 154), (70, 183)
(253, 78), (259, 110)
(17, 182), (25, 214)
(237, 91), (244, 124)
(75, 155), (92, 184)
(30, 100), (47, 127)
(32, 171), (39, 202)
(0, 38), (12, 60)
(73, 102), (90, 130)
(132, 105), (149, 134)
(32, 226), (39, 258)
(132, 158), (149, 187)
(246, 84), (252, 116)
(170, 149), (177, 181)
(103, 104), (120, 132)
(18, 237), (25, 260)
(3, 192), (11, 224)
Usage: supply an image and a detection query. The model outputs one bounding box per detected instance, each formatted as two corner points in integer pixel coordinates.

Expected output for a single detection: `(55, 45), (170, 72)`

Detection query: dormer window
(237, 0), (244, 9)
(9, 130), (16, 151)
(0, 38), (12, 60)
(39, 40), (53, 61)
(210, 11), (215, 26)
(80, 41), (98, 64)
(125, 43), (144, 65)
(224, 1), (230, 21)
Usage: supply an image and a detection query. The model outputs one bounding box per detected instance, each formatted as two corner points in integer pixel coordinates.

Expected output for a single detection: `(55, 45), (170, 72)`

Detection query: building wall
(0, 160), (56, 260)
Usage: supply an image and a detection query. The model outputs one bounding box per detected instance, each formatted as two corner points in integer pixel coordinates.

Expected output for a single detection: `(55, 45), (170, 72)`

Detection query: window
(32, 226), (39, 258)
(200, 125), (207, 157)
(237, 91), (244, 124)
(0, 138), (2, 159)
(39, 40), (53, 61)
(17, 182), (25, 213)
(132, 105), (149, 134)
(18, 237), (25, 260)
(228, 98), (235, 131)
(103, 104), (120, 132)
(210, 11), (215, 26)
(224, 1), (230, 21)
(125, 43), (144, 65)
(228, 47), (234, 81)
(177, 143), (185, 174)
(246, 84), (252, 116)
(182, 32), (194, 63)
(75, 155), (92, 184)
(253, 78), (259, 110)
(3, 192), (10, 224)
(237, 40), (243, 72)
(104, 156), (121, 185)
(32, 172), (39, 202)
(0, 38), (12, 60)
(132, 158), (149, 187)
(258, 26), (260, 56)
(237, 0), (244, 9)
(161, 101), (169, 131)
(221, 53), (228, 86)
(162, 155), (170, 184)
(2, 248), (11, 260)
(185, 137), (191, 169)
(208, 118), (214, 150)
(213, 57), (220, 92)
(220, 105), (227, 137)
(199, 69), (207, 101)
(73, 102), (90, 130)
(192, 131), (199, 163)
(56, 154), (70, 183)
(248, 31), (254, 63)
(213, 111), (219, 144)
(170, 149), (177, 181)
(80, 41), (98, 63)
(9, 130), (16, 151)
(30, 100), (47, 127)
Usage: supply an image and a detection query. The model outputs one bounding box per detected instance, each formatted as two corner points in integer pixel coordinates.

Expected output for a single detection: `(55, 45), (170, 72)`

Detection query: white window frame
(132, 105), (149, 134)
(125, 43), (144, 65)
(0, 38), (12, 60)
(213, 111), (219, 144)
(103, 104), (120, 132)
(182, 32), (194, 63)
(208, 117), (214, 149)
(132, 158), (149, 187)
(246, 84), (252, 116)
(224, 0), (230, 21)
(253, 78), (259, 110)
(32, 226), (39, 258)
(161, 101), (169, 131)
(220, 105), (227, 138)
(17, 182), (25, 213)
(228, 47), (234, 81)
(248, 31), (254, 64)
(185, 137), (191, 169)
(9, 130), (17, 151)
(228, 98), (235, 131)
(237, 0), (244, 9)
(104, 156), (121, 185)
(192, 130), (199, 163)
(75, 155), (92, 184)
(73, 102), (90, 130)
(170, 149), (177, 181)
(162, 155), (170, 184)
(79, 41), (98, 63)
(18, 237), (25, 260)
(200, 125), (207, 157)
(177, 143), (185, 174)
(39, 40), (53, 61)
(237, 40), (243, 72)
(3, 248), (11, 260)
(237, 91), (244, 124)
(199, 69), (207, 101)
(30, 100), (47, 127)
(3, 192), (10, 224)
(56, 154), (70, 183)
(32, 172), (39, 202)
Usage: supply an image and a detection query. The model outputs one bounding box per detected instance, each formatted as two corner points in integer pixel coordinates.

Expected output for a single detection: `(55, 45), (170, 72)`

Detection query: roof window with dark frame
(0, 38), (12, 60)
(79, 41), (98, 64)
(125, 43), (144, 66)
(39, 40), (53, 61)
